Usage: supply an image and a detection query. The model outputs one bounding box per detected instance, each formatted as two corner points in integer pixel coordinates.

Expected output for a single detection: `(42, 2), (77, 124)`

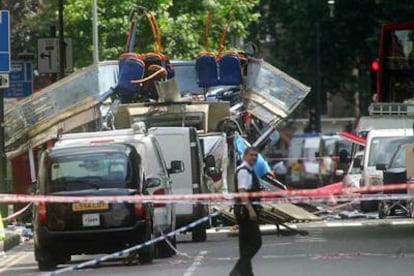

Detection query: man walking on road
(231, 147), (262, 276)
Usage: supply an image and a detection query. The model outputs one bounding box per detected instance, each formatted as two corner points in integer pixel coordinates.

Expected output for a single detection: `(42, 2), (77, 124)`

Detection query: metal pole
(58, 0), (65, 79)
(315, 21), (322, 133)
(92, 0), (99, 64)
(0, 2), (8, 217)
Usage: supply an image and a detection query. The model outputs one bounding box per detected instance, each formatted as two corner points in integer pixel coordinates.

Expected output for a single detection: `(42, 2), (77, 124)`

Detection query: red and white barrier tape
(0, 183), (413, 204)
(266, 156), (339, 162)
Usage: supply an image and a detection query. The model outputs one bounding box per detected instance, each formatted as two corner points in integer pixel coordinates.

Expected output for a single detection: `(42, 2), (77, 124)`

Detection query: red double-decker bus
(375, 22), (414, 102)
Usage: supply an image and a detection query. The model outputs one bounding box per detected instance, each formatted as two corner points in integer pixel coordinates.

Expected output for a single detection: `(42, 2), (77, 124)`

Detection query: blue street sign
(3, 61), (33, 98)
(0, 10), (11, 73)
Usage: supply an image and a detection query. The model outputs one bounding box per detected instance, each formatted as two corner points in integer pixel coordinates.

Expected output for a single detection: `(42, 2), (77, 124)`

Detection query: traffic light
(370, 59), (379, 95)
(305, 110), (319, 133)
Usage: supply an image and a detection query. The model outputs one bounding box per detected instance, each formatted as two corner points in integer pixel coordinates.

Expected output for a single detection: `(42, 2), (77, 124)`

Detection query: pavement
(0, 233), (21, 252)
(1, 218), (414, 276)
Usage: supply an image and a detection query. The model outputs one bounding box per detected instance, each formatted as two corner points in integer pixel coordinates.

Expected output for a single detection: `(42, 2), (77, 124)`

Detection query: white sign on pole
(37, 38), (73, 73)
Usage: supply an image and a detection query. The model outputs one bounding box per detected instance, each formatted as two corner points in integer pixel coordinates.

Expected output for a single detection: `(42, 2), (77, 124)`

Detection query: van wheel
(35, 246), (58, 271)
(192, 225), (207, 242)
(157, 237), (176, 258)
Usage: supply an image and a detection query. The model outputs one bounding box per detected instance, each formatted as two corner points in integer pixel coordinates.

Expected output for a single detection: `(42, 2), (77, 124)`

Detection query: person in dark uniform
(230, 147), (262, 276)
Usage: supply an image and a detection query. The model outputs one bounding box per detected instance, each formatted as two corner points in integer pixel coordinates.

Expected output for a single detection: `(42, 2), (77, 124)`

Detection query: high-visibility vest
(0, 212), (5, 241)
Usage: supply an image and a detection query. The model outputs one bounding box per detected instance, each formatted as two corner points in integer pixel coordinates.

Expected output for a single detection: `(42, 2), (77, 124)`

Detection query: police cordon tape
(267, 155), (339, 161)
(46, 211), (221, 275)
(2, 203), (32, 221)
(1, 183), (414, 205)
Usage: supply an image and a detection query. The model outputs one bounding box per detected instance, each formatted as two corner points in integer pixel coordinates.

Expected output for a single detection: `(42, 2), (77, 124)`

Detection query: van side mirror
(353, 157), (362, 169)
(376, 163), (388, 171)
(145, 178), (161, 188)
(168, 160), (185, 174)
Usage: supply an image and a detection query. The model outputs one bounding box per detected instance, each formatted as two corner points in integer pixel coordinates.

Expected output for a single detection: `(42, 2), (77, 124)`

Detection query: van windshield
(48, 152), (131, 192)
(368, 137), (414, 166)
(389, 145), (407, 169)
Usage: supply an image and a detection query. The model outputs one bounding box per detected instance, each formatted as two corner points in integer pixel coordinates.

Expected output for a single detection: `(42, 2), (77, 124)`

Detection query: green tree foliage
(251, 0), (414, 107)
(10, 0), (259, 69)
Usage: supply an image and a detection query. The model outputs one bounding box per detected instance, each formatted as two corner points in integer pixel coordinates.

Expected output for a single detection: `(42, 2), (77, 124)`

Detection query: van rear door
(149, 127), (194, 216)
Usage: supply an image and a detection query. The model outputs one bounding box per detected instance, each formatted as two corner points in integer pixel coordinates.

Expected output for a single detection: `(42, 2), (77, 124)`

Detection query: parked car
(53, 124), (180, 258)
(33, 143), (155, 271)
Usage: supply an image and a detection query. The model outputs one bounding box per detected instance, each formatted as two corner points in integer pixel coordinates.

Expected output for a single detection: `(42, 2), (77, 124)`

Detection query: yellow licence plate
(72, 202), (109, 212)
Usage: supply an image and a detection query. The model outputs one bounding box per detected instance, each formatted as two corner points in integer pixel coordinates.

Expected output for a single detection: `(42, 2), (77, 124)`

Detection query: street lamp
(328, 0), (335, 18)
(58, 0), (65, 78)
(92, 0), (99, 64)
(314, 0), (336, 132)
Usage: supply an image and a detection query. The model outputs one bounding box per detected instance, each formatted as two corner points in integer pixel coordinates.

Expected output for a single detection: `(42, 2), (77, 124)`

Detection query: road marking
(0, 251), (30, 274)
(183, 250), (207, 276)
(207, 224), (295, 234)
(263, 254), (308, 259)
(390, 220), (414, 225)
(326, 222), (363, 227)
(262, 242), (292, 247)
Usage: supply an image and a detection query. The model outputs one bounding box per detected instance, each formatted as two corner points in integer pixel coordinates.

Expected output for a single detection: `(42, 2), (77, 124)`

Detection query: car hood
(50, 188), (137, 196)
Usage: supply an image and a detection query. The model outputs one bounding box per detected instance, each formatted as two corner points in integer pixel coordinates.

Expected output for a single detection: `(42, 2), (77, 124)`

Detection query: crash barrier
(48, 211), (220, 275)
(2, 203), (32, 221)
(1, 183), (414, 205)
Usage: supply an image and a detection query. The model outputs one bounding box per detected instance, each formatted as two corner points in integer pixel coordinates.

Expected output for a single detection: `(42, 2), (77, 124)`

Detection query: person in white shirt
(231, 147), (262, 276)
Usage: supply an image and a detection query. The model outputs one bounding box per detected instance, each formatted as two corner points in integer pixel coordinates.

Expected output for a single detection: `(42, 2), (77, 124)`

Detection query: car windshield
(368, 136), (414, 166)
(389, 145), (408, 169)
(48, 152), (131, 192)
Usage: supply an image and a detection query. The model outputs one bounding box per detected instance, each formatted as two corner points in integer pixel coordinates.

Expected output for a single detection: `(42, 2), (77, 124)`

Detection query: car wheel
(139, 223), (155, 264)
(192, 225), (207, 242)
(139, 243), (155, 264)
(157, 236), (176, 258)
(35, 246), (58, 271)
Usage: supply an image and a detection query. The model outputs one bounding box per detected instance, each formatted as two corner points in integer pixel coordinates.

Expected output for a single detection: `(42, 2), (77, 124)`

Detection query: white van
(302, 136), (321, 187)
(360, 128), (414, 211)
(148, 127), (209, 242)
(351, 103), (414, 158)
(54, 125), (180, 257)
(286, 134), (320, 188)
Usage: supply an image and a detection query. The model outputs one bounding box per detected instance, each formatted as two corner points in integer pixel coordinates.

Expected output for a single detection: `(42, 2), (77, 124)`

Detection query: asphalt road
(2, 219), (414, 276)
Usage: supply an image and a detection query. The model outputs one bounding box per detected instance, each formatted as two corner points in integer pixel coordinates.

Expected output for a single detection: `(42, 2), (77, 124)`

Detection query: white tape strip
(2, 203), (32, 221)
(48, 211), (220, 275)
